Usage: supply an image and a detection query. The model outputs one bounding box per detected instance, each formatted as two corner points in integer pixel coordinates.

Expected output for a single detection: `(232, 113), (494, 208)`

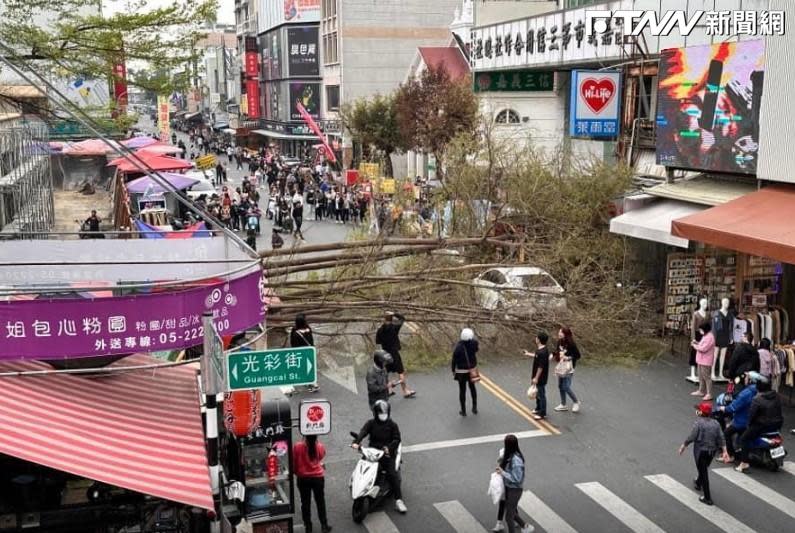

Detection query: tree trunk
(383, 152), (394, 177)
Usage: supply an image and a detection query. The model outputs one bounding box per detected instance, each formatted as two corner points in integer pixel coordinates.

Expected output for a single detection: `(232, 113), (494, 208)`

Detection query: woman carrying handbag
(452, 328), (479, 416)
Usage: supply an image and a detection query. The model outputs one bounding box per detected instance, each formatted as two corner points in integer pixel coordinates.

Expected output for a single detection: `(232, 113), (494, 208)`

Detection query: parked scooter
(349, 431), (403, 523)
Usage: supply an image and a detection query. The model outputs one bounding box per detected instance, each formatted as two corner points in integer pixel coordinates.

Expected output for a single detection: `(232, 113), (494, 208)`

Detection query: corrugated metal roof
(646, 176), (757, 206)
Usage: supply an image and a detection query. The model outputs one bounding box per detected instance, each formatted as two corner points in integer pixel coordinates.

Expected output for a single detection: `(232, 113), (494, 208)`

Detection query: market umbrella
(62, 138), (123, 156)
(137, 142), (182, 155)
(121, 136), (158, 148)
(107, 152), (193, 173)
(126, 172), (200, 194)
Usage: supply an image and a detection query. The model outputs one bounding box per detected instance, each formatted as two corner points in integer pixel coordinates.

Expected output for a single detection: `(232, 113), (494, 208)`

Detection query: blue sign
(569, 70), (621, 139)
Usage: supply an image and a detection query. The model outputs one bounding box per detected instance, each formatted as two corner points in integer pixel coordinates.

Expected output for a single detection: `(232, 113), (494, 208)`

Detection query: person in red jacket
(292, 435), (332, 533)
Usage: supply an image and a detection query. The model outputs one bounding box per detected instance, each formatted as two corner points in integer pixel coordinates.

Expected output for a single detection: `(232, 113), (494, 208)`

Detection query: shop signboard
(287, 27), (319, 77)
(380, 179), (396, 195)
(196, 154), (218, 169)
(112, 57), (128, 116)
(245, 51), (259, 77)
(259, 0), (320, 33)
(260, 30), (283, 81)
(473, 70), (554, 92)
(226, 346), (317, 391)
(289, 82), (320, 120)
(0, 270), (266, 360)
(246, 79), (261, 118)
(359, 163), (380, 181)
(656, 39), (766, 175)
(569, 70), (621, 139)
(157, 95), (170, 141)
(299, 399), (331, 436)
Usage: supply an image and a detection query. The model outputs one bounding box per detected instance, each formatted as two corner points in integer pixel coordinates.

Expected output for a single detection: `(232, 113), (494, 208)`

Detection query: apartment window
(565, 0), (602, 8)
(323, 31), (338, 65)
(322, 0), (337, 18)
(495, 109), (520, 125)
(326, 85), (340, 111)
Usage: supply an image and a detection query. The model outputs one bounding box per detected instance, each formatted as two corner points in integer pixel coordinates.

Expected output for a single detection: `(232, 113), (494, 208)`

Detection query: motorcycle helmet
(373, 349), (393, 369)
(744, 371), (768, 385)
(715, 392), (732, 407)
(373, 399), (391, 422)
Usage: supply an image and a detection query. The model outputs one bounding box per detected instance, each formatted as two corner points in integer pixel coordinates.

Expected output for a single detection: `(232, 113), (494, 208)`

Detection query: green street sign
(473, 70), (554, 93)
(226, 347), (317, 391)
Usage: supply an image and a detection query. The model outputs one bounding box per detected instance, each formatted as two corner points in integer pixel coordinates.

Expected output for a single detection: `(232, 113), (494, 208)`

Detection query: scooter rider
(352, 400), (407, 513)
(736, 376), (784, 473)
(367, 350), (392, 408)
(717, 371), (759, 463)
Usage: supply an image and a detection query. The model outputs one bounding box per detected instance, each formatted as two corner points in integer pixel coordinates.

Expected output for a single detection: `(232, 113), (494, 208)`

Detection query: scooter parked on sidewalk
(349, 431), (403, 523)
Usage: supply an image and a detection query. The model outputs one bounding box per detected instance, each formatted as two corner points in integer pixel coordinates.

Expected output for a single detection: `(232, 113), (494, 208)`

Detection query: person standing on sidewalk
(691, 322), (716, 401)
(376, 311), (416, 399)
(292, 435), (332, 533)
(524, 332), (550, 420)
(495, 434), (534, 533)
(367, 350), (392, 408)
(678, 401), (729, 506)
(452, 328), (479, 416)
(554, 327), (581, 413)
(290, 314), (319, 393)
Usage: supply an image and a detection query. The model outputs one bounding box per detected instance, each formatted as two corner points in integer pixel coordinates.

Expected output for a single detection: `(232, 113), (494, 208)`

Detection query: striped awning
(0, 354), (213, 510)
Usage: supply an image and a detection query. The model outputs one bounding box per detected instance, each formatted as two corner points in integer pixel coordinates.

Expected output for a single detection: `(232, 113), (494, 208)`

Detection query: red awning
(108, 152), (193, 173)
(0, 354), (213, 510)
(671, 185), (795, 264)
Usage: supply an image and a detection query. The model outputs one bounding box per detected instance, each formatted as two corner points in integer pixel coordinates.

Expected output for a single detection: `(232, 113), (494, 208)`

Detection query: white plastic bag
(527, 384), (538, 401)
(488, 471), (505, 506)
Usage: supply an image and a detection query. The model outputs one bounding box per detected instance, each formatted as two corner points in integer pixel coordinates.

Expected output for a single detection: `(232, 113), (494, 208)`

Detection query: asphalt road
(286, 351), (795, 533)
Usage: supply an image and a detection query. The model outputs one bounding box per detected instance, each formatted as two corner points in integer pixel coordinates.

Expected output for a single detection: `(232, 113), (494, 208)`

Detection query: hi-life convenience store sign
(469, 0), (774, 71)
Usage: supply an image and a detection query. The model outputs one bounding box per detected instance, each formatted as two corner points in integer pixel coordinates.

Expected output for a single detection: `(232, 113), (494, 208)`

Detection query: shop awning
(252, 129), (317, 141)
(0, 354), (213, 510)
(671, 185), (795, 264)
(646, 176), (756, 206)
(610, 199), (705, 248)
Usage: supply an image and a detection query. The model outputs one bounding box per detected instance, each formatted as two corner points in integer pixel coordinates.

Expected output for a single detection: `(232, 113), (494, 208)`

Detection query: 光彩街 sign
(227, 346), (317, 390)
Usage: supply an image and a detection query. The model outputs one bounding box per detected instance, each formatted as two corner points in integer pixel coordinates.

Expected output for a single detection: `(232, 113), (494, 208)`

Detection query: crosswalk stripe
(575, 482), (665, 533)
(434, 500), (488, 533)
(519, 490), (578, 533)
(713, 468), (795, 519)
(645, 474), (756, 533)
(363, 511), (400, 533)
(782, 461), (795, 476)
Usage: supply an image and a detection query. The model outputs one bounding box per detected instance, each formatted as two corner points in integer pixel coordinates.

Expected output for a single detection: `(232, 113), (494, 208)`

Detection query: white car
(473, 267), (567, 314)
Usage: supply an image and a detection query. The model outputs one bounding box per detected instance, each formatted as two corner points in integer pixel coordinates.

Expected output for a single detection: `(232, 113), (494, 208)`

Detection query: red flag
(296, 102), (337, 164)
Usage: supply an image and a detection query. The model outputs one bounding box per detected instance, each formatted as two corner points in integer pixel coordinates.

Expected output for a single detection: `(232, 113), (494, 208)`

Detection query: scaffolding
(0, 121), (54, 235)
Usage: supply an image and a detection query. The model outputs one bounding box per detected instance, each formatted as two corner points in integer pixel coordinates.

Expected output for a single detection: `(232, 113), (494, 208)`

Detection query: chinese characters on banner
(569, 70), (621, 139)
(246, 79), (261, 119)
(157, 95), (170, 142)
(287, 27), (319, 76)
(473, 70), (554, 92)
(245, 51), (259, 77)
(0, 270), (265, 360)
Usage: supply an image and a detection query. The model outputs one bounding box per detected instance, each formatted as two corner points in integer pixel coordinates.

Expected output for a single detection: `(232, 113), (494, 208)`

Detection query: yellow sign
(359, 162), (380, 181)
(380, 178), (396, 194)
(157, 95), (170, 142)
(196, 154), (218, 170)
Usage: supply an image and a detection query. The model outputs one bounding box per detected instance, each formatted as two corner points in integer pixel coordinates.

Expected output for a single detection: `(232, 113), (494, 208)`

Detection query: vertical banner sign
(157, 95), (170, 142)
(112, 58), (128, 117)
(569, 70), (621, 139)
(245, 79), (261, 118)
(296, 102), (336, 163)
(245, 51), (259, 77)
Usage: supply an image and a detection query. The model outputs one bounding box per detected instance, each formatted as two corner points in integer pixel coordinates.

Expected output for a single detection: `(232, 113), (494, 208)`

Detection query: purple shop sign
(0, 270), (266, 360)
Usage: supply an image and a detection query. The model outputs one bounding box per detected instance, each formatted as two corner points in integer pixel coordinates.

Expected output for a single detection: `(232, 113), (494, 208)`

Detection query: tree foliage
(394, 64), (479, 180)
(340, 93), (401, 177)
(0, 0), (216, 94)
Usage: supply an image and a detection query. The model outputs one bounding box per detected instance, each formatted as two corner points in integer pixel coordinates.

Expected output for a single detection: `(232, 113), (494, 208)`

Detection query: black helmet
(372, 399), (391, 420)
(373, 349), (393, 368)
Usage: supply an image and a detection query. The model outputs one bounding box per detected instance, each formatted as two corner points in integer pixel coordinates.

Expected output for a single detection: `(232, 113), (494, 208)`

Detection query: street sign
(226, 346), (317, 391)
(201, 315), (225, 395)
(299, 399), (331, 436)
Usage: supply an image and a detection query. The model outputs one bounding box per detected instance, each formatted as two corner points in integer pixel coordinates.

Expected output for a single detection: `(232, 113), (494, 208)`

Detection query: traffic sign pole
(201, 312), (221, 526)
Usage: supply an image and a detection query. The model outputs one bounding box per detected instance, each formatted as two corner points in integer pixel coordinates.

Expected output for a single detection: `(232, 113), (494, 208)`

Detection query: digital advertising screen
(656, 40), (765, 175)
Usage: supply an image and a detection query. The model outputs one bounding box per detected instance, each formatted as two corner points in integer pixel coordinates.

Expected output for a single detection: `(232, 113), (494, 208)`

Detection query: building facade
(255, 0), (323, 156)
(320, 0), (461, 167)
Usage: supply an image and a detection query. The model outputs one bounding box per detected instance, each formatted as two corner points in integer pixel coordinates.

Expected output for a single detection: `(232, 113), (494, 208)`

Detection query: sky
(103, 0), (235, 24)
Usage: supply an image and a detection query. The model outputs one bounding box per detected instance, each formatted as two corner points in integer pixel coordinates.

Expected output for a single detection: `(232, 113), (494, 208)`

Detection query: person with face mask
(367, 350), (392, 408)
(352, 400), (406, 513)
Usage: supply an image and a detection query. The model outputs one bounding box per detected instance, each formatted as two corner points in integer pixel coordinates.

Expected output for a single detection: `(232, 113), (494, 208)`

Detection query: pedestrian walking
(691, 322), (715, 401)
(452, 328), (479, 416)
(290, 314), (319, 393)
(375, 311), (416, 398)
(226, 145), (234, 163)
(367, 350), (392, 408)
(271, 228), (284, 250)
(292, 190), (306, 241)
(553, 327), (580, 413)
(678, 401), (729, 506)
(293, 434), (332, 533)
(495, 435), (534, 533)
(524, 332), (550, 420)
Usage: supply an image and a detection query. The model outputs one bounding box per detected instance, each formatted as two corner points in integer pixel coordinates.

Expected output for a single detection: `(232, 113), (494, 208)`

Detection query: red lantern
(223, 390), (262, 437)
